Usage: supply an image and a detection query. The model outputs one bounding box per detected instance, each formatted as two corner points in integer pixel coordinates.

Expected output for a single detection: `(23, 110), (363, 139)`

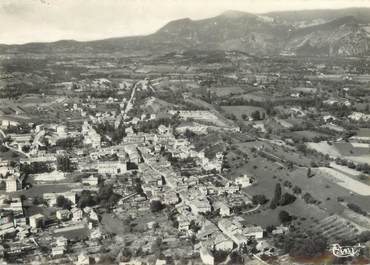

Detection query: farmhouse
(235, 174), (254, 188)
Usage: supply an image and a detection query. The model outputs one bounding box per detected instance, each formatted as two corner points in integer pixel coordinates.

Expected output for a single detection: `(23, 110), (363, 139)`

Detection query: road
(123, 79), (156, 118)
(120, 192), (138, 202)
(243, 203), (261, 214)
(124, 82), (138, 116)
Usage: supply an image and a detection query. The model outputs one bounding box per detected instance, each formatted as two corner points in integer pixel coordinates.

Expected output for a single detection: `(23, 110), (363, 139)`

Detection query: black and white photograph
(0, 0), (370, 264)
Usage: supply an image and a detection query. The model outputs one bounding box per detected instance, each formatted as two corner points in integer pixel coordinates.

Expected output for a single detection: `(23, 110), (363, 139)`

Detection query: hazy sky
(1, 0), (370, 44)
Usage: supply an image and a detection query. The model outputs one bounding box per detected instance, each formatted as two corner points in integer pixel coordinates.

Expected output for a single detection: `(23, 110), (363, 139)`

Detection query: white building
(235, 174), (253, 188)
(51, 246), (66, 257)
(76, 252), (92, 265)
(71, 207), (83, 221)
(29, 214), (44, 229)
(97, 161), (127, 174)
(56, 209), (71, 221)
(82, 175), (99, 186)
(5, 176), (18, 193)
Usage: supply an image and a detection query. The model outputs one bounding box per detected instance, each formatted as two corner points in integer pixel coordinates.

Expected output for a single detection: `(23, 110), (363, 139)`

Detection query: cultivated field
(210, 86), (245, 97)
(317, 167), (370, 196)
(221, 105), (266, 120)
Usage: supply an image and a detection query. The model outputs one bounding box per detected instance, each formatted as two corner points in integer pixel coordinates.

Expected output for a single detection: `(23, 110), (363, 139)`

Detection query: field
(242, 198), (328, 229)
(288, 130), (330, 141)
(0, 93), (87, 125)
(0, 183), (82, 197)
(141, 97), (175, 113)
(221, 105), (266, 120)
(344, 155), (370, 164)
(32, 171), (66, 183)
(210, 86), (245, 97)
(307, 141), (370, 164)
(233, 93), (267, 102)
(317, 167), (370, 196)
(306, 141), (342, 158)
(230, 140), (370, 218)
(53, 224), (90, 240)
(235, 140), (320, 168)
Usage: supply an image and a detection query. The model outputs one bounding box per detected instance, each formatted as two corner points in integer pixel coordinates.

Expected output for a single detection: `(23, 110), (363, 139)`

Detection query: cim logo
(330, 243), (365, 258)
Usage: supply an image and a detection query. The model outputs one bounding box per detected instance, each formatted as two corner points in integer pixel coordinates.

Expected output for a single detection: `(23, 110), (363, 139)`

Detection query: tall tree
(270, 183), (282, 209)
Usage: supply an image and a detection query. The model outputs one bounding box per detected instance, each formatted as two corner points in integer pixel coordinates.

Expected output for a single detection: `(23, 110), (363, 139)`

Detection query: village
(0, 49), (370, 265)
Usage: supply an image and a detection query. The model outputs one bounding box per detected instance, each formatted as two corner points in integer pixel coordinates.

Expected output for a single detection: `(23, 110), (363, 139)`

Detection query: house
(131, 117), (140, 125)
(71, 207), (83, 221)
(155, 259), (167, 265)
(158, 124), (171, 135)
(6, 198), (23, 214)
(244, 225), (264, 239)
(189, 199), (211, 215)
(235, 174), (253, 188)
(124, 145), (141, 164)
(5, 176), (19, 192)
(8, 133), (33, 149)
(177, 215), (191, 232)
(29, 213), (44, 229)
(218, 218), (247, 246)
(162, 191), (179, 205)
(272, 225), (289, 235)
(77, 252), (92, 265)
(51, 246), (66, 257)
(197, 220), (219, 241)
(213, 233), (234, 251)
(56, 209), (71, 221)
(97, 160), (127, 174)
(323, 99), (339, 106)
(1, 118), (20, 129)
(218, 218), (263, 246)
(256, 240), (273, 253)
(0, 163), (14, 176)
(56, 125), (68, 138)
(323, 115), (336, 123)
(90, 227), (103, 239)
(223, 182), (239, 194)
(56, 236), (68, 247)
(82, 175), (99, 186)
(82, 122), (101, 148)
(214, 201), (231, 217)
(0, 216), (15, 237)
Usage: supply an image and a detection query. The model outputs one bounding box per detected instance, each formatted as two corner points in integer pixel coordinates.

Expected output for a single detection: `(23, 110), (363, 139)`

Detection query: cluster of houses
(0, 108), (276, 265)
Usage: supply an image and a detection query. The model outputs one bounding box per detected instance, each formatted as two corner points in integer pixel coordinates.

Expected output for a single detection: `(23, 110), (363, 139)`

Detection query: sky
(1, 0), (370, 44)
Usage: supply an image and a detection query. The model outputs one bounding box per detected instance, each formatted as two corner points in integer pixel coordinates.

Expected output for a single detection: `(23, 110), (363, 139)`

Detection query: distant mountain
(285, 16), (370, 56)
(152, 10), (290, 54)
(265, 7), (370, 25)
(1, 8), (370, 56)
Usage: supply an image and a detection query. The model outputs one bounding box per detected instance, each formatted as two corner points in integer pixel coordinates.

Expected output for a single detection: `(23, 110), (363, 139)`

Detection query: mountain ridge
(1, 7), (370, 56)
